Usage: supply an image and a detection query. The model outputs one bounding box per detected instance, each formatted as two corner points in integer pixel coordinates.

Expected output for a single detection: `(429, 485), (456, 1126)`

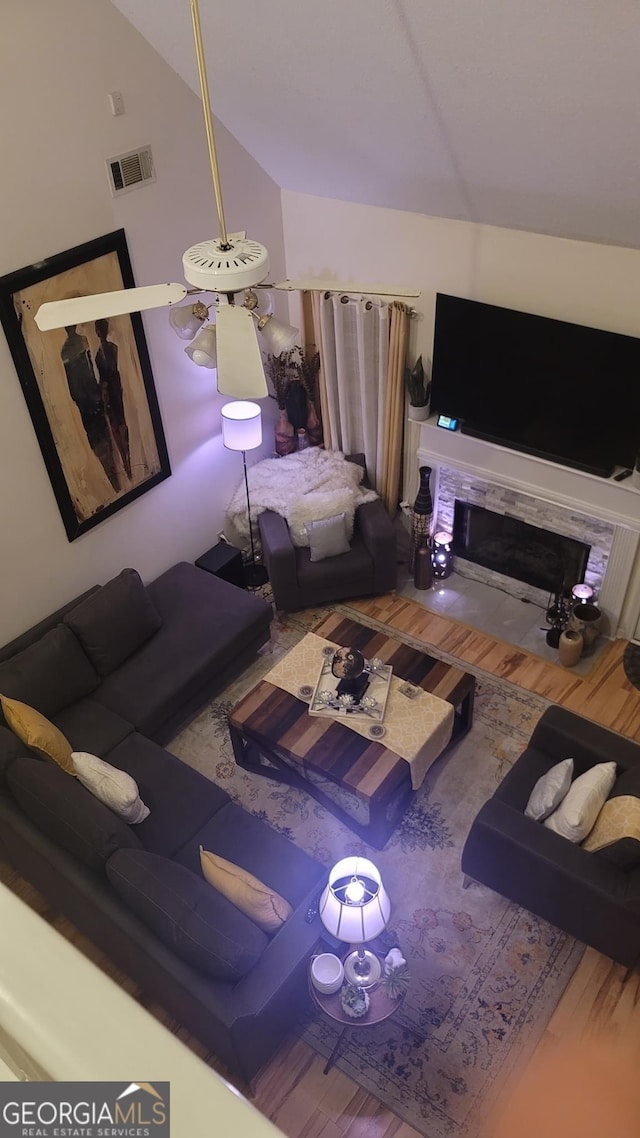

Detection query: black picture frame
(0, 229), (171, 541)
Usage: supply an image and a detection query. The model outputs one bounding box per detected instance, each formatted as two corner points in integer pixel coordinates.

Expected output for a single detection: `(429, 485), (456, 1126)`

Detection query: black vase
(411, 466), (433, 570)
(414, 466), (433, 516)
(285, 380), (309, 432)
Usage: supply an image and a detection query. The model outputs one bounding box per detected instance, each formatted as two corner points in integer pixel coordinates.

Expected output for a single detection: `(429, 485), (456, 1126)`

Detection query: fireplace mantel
(417, 419), (640, 532)
(417, 418), (640, 639)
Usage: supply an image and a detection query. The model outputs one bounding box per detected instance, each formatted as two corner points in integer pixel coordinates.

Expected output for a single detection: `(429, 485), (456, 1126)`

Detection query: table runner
(264, 631), (454, 790)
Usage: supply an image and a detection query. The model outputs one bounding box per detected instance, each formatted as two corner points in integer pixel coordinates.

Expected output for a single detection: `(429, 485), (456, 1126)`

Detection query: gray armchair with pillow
(258, 453), (397, 611)
(461, 705), (640, 967)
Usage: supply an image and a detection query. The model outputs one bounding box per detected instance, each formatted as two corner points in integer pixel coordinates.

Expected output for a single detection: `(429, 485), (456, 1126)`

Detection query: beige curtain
(380, 303), (409, 513)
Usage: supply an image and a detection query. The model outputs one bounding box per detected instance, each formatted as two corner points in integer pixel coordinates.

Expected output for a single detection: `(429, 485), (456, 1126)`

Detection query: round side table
(309, 957), (405, 1075)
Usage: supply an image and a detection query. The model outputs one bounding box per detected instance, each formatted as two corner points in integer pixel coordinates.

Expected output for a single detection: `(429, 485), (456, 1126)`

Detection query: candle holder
(431, 531), (454, 579)
(571, 583), (594, 605)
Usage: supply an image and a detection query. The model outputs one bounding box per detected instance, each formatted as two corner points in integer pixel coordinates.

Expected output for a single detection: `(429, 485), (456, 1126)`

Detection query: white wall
(281, 189), (640, 621)
(0, 0), (284, 645)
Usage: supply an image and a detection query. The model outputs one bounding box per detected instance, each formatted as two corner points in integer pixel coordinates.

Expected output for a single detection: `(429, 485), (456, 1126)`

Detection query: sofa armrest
(530, 705), (640, 775)
(258, 510), (300, 608)
(357, 499), (397, 593)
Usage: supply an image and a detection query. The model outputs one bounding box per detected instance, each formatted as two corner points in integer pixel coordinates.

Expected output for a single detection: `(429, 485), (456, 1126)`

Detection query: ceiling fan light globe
(258, 315), (299, 356)
(185, 326), (217, 368)
(169, 303), (206, 341)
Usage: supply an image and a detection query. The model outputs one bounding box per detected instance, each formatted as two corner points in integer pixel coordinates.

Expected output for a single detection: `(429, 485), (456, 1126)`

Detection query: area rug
(169, 601), (584, 1137)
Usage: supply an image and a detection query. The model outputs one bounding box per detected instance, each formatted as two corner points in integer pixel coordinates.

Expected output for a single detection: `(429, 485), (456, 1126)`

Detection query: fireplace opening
(452, 500), (590, 594)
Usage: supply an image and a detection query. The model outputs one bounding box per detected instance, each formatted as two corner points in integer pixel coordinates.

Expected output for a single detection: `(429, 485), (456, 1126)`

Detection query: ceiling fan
(34, 0), (420, 399)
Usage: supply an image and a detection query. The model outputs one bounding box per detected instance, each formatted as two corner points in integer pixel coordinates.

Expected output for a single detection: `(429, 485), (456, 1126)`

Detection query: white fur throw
(227, 448), (377, 548)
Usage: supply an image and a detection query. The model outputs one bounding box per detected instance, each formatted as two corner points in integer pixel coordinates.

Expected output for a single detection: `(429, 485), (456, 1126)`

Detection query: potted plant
(265, 347), (322, 454)
(380, 963), (410, 1000)
(405, 355), (431, 421)
(339, 984), (370, 1018)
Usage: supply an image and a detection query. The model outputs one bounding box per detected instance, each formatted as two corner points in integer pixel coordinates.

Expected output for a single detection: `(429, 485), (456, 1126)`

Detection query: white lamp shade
(221, 400), (262, 451)
(185, 326), (217, 368)
(319, 856), (390, 944)
(257, 314), (299, 355)
(169, 303), (206, 341)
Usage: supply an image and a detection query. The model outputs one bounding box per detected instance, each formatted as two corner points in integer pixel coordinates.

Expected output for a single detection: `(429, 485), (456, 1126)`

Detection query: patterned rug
(169, 601), (584, 1137)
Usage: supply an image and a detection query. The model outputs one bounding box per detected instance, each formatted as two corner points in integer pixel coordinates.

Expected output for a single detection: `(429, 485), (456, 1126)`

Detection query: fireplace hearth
(453, 500), (590, 595)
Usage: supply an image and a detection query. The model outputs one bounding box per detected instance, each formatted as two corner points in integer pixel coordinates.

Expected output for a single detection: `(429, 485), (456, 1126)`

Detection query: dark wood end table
(308, 954), (406, 1074)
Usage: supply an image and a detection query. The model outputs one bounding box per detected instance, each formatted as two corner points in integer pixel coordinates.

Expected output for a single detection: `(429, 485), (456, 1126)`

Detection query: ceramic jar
(567, 603), (603, 654)
(558, 629), (583, 668)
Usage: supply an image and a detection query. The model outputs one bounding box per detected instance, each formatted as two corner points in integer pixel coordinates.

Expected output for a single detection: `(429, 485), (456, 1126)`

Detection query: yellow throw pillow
(583, 795), (640, 852)
(0, 694), (74, 775)
(199, 848), (292, 934)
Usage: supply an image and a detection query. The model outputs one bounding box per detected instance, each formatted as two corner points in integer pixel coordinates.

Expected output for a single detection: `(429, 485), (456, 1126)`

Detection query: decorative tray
(306, 650), (392, 722)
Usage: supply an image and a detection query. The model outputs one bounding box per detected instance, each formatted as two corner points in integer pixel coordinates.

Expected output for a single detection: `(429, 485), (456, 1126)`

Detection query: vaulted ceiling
(110, 0), (640, 250)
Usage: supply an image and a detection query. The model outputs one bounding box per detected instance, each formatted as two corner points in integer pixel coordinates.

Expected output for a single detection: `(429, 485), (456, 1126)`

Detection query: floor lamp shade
(319, 856), (391, 985)
(220, 401), (262, 451)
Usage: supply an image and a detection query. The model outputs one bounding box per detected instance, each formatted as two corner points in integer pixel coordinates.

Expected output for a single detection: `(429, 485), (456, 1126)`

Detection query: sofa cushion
(1, 696), (75, 775)
(103, 734), (230, 857)
(106, 849), (268, 981)
(524, 757), (574, 822)
(544, 761), (617, 842)
(176, 801), (326, 908)
(7, 757), (142, 871)
(64, 568), (163, 677)
(0, 724), (29, 786)
(53, 698), (134, 757)
(0, 625), (98, 719)
(72, 751), (150, 824)
(199, 848), (293, 934)
(93, 562), (271, 738)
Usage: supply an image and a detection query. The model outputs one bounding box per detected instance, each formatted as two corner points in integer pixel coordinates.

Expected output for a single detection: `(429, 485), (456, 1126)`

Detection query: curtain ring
(324, 291), (331, 300)
(340, 294), (349, 304)
(365, 300), (373, 311)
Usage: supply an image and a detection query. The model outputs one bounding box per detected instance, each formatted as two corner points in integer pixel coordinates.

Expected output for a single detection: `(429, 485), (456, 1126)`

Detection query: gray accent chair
(461, 705), (640, 968)
(258, 453), (397, 611)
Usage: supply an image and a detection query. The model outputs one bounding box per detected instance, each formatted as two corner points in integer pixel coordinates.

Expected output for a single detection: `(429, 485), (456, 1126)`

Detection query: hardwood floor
(2, 592), (640, 1137)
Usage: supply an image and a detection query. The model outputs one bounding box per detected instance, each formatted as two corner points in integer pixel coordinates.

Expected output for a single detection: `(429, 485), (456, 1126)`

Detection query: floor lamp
(221, 401), (268, 588)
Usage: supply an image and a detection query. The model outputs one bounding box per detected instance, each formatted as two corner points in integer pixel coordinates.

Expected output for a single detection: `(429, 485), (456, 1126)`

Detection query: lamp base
(343, 948), (382, 988)
(243, 561), (269, 589)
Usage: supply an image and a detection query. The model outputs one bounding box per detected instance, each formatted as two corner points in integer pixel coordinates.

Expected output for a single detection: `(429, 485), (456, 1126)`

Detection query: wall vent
(106, 145), (155, 196)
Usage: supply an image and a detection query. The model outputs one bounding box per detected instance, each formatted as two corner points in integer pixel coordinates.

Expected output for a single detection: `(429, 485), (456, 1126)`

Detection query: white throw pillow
(525, 757), (574, 822)
(543, 761), (616, 842)
(306, 513), (350, 562)
(72, 751), (150, 824)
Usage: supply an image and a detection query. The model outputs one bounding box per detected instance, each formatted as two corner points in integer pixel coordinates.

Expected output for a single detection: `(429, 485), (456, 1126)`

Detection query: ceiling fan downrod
(190, 0), (230, 249)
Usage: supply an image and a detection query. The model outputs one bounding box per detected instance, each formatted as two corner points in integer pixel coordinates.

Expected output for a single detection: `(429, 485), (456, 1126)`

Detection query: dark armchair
(258, 453), (397, 612)
(461, 705), (640, 967)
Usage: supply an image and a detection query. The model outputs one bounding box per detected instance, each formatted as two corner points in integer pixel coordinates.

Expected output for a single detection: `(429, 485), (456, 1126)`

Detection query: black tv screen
(430, 293), (640, 478)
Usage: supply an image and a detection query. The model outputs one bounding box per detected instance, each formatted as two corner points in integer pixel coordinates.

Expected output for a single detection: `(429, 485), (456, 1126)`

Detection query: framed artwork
(0, 229), (171, 541)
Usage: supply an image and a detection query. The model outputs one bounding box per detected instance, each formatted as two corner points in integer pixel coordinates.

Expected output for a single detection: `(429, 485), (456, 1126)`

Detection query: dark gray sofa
(0, 562), (327, 1084)
(461, 705), (640, 967)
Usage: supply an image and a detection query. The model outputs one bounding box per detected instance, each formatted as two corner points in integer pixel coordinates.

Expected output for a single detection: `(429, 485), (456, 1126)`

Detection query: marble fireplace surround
(417, 419), (640, 639)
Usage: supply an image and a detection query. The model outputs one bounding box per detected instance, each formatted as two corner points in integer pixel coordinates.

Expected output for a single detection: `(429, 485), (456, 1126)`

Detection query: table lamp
(221, 401), (268, 588)
(318, 856), (391, 987)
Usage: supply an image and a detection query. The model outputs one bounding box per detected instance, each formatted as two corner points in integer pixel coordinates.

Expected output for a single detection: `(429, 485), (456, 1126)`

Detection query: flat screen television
(430, 293), (640, 478)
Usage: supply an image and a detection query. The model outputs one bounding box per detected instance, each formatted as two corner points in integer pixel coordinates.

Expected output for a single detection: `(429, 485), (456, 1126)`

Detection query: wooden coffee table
(228, 613), (475, 847)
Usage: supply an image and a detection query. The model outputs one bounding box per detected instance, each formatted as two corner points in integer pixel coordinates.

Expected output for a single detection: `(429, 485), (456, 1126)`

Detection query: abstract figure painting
(0, 230), (170, 540)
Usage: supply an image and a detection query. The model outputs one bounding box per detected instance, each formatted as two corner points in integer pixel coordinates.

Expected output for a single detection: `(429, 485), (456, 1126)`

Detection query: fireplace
(452, 500), (590, 595)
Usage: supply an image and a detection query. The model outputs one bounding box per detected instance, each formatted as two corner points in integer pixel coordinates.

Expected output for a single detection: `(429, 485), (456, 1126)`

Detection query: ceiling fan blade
(215, 305), (268, 400)
(273, 278), (420, 299)
(34, 283), (188, 331)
